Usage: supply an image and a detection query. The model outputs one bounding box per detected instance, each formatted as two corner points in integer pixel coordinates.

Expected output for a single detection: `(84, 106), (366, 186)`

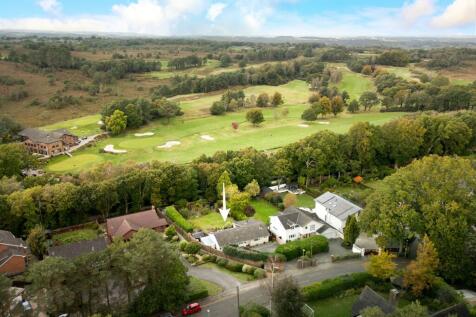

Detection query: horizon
(0, 0), (475, 37)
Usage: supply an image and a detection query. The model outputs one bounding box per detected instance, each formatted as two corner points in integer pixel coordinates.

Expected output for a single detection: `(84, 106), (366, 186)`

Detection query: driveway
(251, 242), (278, 253)
(187, 264), (242, 291)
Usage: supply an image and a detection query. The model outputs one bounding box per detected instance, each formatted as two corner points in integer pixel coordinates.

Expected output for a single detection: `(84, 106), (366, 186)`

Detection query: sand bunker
(104, 144), (127, 154)
(157, 141), (181, 149)
(134, 132), (155, 137)
(97, 120), (104, 125)
(318, 121), (330, 125)
(201, 135), (215, 141)
(298, 124), (309, 128)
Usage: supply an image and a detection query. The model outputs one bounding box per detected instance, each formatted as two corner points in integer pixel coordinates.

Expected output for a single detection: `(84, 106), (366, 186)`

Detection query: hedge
(253, 268), (266, 279)
(225, 261), (244, 272)
(242, 264), (256, 275)
(275, 235), (329, 261)
(223, 245), (269, 262)
(165, 206), (193, 232)
(187, 277), (209, 301)
(302, 272), (376, 301)
(331, 253), (361, 262)
(184, 242), (201, 255)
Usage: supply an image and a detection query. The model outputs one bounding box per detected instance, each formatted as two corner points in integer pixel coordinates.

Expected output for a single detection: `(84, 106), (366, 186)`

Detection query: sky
(0, 0), (475, 37)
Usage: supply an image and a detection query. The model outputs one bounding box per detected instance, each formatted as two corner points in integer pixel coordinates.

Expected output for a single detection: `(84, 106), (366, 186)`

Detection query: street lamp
(207, 309), (210, 317)
(236, 285), (240, 317)
(269, 263), (278, 317)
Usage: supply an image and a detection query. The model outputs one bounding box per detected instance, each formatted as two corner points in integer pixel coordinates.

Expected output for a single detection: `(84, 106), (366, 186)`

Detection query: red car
(181, 303), (202, 316)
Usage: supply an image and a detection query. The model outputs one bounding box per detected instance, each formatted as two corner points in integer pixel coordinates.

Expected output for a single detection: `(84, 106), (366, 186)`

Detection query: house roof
(18, 128), (71, 144)
(315, 192), (362, 221)
(276, 207), (324, 230)
(106, 209), (167, 239)
(430, 303), (470, 317)
(352, 286), (395, 317)
(354, 234), (379, 250)
(0, 230), (26, 248)
(213, 221), (269, 248)
(0, 248), (26, 268)
(48, 237), (108, 259)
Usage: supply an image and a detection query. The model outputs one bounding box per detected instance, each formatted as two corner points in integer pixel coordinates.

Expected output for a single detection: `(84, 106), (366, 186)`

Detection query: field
(200, 262), (255, 282)
(329, 64), (375, 100)
(52, 228), (101, 245)
(187, 276), (222, 298)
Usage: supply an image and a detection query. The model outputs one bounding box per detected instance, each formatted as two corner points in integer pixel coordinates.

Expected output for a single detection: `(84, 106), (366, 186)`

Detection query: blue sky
(0, 0), (474, 36)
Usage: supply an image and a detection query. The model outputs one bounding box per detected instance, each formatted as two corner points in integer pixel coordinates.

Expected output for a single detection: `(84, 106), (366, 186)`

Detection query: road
(192, 259), (367, 317)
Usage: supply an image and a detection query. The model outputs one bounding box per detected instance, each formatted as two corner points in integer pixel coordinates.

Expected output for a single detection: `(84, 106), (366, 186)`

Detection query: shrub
(202, 254), (211, 262)
(165, 225), (176, 238)
(186, 255), (197, 263)
(275, 235), (329, 261)
(242, 264), (256, 275)
(226, 261), (244, 272)
(240, 303), (271, 317)
(165, 206), (194, 232)
(209, 255), (217, 263)
(244, 205), (256, 217)
(217, 258), (228, 267)
(302, 272), (376, 301)
(331, 253), (361, 262)
(223, 245), (269, 262)
(253, 268), (266, 279)
(184, 242), (201, 255)
(179, 240), (188, 251)
(210, 101), (226, 115)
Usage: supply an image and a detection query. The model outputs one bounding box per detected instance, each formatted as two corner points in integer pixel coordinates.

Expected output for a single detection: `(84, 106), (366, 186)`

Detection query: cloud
(206, 3), (227, 21)
(38, 0), (61, 14)
(432, 0), (476, 27)
(401, 0), (435, 24)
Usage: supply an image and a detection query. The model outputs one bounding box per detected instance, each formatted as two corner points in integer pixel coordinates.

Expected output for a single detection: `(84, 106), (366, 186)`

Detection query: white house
(269, 207), (326, 244)
(352, 233), (379, 256)
(313, 192), (362, 238)
(201, 220), (269, 251)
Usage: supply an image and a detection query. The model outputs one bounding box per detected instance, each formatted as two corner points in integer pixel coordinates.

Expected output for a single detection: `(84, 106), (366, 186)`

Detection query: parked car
(181, 303), (201, 316)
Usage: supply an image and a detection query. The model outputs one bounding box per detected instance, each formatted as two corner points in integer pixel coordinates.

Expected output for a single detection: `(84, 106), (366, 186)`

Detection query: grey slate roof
(431, 303), (470, 317)
(213, 222), (269, 247)
(277, 207), (323, 230)
(0, 230), (26, 247)
(48, 237), (108, 259)
(18, 128), (70, 144)
(315, 191), (362, 221)
(352, 286), (395, 317)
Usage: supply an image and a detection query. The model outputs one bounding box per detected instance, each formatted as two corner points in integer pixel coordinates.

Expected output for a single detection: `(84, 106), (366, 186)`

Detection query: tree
(216, 170), (232, 198)
(348, 99), (360, 113)
(301, 108), (317, 121)
(331, 95), (345, 116)
(244, 179), (260, 197)
(359, 91), (379, 111)
(366, 251), (396, 280)
(156, 100), (182, 123)
(392, 302), (428, 317)
(246, 110), (264, 126)
(283, 193), (297, 208)
(219, 54), (232, 67)
(210, 101), (226, 115)
(231, 122), (239, 130)
(256, 93), (270, 107)
(27, 224), (47, 260)
(124, 103), (143, 128)
(271, 92), (284, 107)
(319, 96), (332, 117)
(271, 276), (303, 317)
(0, 115), (22, 144)
(229, 191), (250, 220)
(404, 236), (439, 297)
(0, 143), (37, 178)
(308, 93), (320, 104)
(105, 109), (127, 135)
(360, 156), (476, 284)
(343, 215), (360, 247)
(0, 274), (12, 317)
(361, 65), (373, 75)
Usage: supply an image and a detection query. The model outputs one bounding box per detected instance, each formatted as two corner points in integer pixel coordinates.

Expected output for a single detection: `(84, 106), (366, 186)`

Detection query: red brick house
(0, 230), (28, 276)
(18, 128), (79, 156)
(106, 208), (168, 241)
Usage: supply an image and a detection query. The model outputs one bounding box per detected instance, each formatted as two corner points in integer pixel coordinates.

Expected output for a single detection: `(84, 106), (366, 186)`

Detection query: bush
(187, 278), (209, 301)
(302, 272), (376, 301)
(253, 268), (266, 279)
(331, 253), (361, 262)
(209, 254), (217, 263)
(186, 255), (197, 263)
(179, 240), (188, 251)
(223, 245), (269, 262)
(165, 225), (176, 238)
(217, 258), (228, 267)
(275, 235), (329, 261)
(226, 261), (244, 272)
(244, 205), (256, 217)
(165, 206), (194, 232)
(242, 264), (256, 275)
(184, 242), (201, 255)
(240, 303), (271, 317)
(210, 101), (226, 115)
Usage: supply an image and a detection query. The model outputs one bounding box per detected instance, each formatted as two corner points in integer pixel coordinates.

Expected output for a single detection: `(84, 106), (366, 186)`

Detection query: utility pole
(236, 285), (240, 317)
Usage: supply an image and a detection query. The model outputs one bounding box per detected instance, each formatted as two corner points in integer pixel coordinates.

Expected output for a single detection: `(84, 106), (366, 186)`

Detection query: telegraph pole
(236, 285), (240, 317)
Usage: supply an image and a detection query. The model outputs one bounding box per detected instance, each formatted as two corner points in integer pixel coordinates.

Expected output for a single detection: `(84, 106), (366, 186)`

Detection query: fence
(50, 220), (100, 235)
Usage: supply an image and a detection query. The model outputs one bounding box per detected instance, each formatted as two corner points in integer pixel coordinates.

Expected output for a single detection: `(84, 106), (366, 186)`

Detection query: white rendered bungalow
(269, 207), (325, 244)
(313, 192), (362, 238)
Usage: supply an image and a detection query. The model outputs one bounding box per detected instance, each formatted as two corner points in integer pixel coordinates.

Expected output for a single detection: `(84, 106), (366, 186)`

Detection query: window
(310, 225), (315, 231)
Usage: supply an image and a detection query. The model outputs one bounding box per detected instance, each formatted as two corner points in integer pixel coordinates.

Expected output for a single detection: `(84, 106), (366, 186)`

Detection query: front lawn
(200, 262), (255, 282)
(250, 199), (279, 224)
(187, 276), (222, 300)
(189, 212), (232, 232)
(53, 227), (101, 245)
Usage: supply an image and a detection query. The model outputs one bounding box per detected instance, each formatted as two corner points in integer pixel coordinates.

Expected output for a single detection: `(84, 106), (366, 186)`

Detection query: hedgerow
(165, 206), (193, 232)
(275, 235), (329, 261)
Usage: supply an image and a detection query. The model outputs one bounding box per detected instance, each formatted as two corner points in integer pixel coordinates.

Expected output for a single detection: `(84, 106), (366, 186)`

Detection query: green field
(200, 262), (255, 282)
(53, 228), (101, 245)
(43, 114), (102, 137)
(187, 276), (222, 298)
(190, 212), (232, 232)
(329, 65), (375, 100)
(296, 194), (315, 208)
(250, 199), (279, 224)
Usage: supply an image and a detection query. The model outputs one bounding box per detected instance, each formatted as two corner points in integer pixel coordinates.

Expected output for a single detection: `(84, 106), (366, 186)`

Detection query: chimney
(388, 289), (399, 306)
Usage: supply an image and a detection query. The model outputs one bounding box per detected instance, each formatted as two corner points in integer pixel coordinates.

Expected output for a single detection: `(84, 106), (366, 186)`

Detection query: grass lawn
(296, 193), (315, 208)
(328, 64), (375, 100)
(189, 212), (232, 232)
(250, 199), (279, 224)
(200, 262), (255, 282)
(42, 114), (102, 137)
(52, 228), (101, 245)
(187, 276), (223, 298)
